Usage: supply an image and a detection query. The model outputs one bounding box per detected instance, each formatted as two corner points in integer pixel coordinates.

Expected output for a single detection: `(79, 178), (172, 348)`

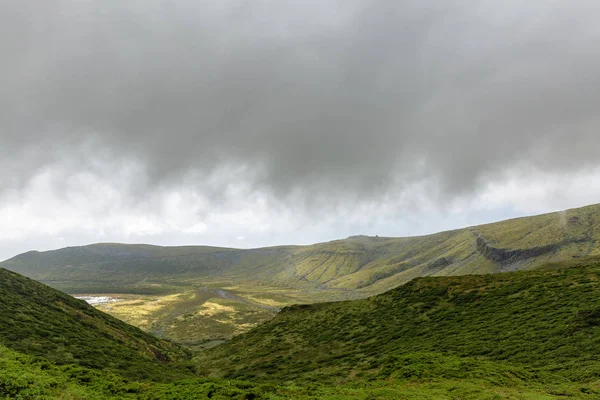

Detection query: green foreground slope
(3, 265), (600, 398)
(0, 268), (190, 381)
(4, 342), (584, 400)
(197, 261), (600, 392)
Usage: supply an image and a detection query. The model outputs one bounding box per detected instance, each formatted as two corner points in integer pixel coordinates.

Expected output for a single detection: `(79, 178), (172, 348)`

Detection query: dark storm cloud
(2, 0), (600, 199)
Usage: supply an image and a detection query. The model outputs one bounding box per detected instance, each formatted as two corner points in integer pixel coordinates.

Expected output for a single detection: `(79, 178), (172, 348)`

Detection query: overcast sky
(1, 0), (600, 260)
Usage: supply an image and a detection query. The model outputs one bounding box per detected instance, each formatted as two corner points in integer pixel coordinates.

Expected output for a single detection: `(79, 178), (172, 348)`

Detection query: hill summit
(3, 203), (600, 295)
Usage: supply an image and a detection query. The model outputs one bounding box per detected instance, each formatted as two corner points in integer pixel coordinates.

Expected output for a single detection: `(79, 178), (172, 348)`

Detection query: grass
(6, 203), (600, 296)
(0, 268), (191, 382)
(5, 260), (600, 397)
(196, 261), (600, 394)
(2, 342), (595, 399)
(5, 203), (600, 345)
(86, 282), (313, 348)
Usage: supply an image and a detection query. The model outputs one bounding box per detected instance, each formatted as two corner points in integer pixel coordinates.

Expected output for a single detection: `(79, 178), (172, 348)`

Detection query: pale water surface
(75, 296), (122, 306)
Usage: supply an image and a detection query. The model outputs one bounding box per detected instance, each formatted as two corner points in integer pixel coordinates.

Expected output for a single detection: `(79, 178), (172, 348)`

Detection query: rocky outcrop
(474, 232), (588, 265)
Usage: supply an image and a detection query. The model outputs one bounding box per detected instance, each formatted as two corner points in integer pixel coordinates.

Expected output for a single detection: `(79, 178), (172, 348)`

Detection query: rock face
(474, 232), (588, 266)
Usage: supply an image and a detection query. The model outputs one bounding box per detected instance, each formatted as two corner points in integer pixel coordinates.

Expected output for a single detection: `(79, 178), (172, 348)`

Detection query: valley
(78, 283), (300, 348)
(3, 252), (600, 398)
(3, 203), (600, 346)
(69, 278), (347, 349)
(4, 2), (596, 397)
(4, 204), (600, 398)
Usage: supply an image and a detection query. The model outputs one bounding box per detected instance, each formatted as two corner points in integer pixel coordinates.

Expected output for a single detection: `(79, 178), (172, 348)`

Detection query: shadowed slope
(0, 268), (190, 381)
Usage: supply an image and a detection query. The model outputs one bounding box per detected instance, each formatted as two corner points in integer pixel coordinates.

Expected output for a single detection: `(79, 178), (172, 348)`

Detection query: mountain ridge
(5, 203), (600, 294)
(3, 235), (600, 397)
(4, 203), (600, 346)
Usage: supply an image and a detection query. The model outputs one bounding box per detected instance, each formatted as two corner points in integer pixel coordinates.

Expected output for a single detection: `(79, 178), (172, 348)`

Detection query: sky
(2, 0), (600, 261)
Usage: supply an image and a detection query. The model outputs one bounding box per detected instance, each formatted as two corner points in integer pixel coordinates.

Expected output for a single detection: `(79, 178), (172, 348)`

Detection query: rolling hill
(4, 203), (600, 295)
(3, 203), (600, 345)
(196, 260), (600, 397)
(3, 258), (600, 398)
(0, 268), (363, 399)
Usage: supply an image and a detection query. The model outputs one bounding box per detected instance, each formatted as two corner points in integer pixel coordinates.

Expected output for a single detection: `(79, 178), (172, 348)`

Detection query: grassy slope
(1, 243), (238, 289)
(4, 343), (582, 400)
(3, 263), (600, 398)
(5, 204), (600, 295)
(0, 268), (191, 381)
(3, 203), (600, 347)
(267, 203), (600, 294)
(196, 261), (600, 394)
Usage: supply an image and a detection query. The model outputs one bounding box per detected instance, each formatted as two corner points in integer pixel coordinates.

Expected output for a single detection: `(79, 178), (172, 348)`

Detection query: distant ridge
(3, 203), (600, 294)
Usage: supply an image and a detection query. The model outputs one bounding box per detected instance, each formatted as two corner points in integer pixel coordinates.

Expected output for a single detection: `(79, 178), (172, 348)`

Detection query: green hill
(195, 260), (600, 397)
(0, 243), (238, 292)
(4, 203), (600, 295)
(0, 268), (280, 398)
(0, 268), (191, 381)
(0, 269), (326, 399)
(4, 262), (600, 398)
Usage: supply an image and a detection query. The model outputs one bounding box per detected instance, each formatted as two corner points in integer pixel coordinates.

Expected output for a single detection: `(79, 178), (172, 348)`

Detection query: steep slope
(0, 268), (190, 381)
(197, 260), (600, 389)
(2, 265), (599, 399)
(274, 203), (600, 293)
(4, 204), (600, 295)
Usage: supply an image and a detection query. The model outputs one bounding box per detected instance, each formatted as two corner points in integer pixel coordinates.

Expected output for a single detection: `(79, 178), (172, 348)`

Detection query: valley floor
(70, 279), (346, 349)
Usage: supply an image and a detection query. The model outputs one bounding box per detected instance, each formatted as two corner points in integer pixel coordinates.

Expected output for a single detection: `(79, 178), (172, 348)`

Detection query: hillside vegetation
(3, 265), (600, 398)
(4, 340), (582, 400)
(3, 203), (600, 345)
(4, 204), (600, 294)
(197, 260), (600, 396)
(0, 268), (190, 381)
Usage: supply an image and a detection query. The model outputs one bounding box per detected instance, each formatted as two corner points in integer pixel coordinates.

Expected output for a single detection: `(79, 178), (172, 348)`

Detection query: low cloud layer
(1, 0), (600, 259)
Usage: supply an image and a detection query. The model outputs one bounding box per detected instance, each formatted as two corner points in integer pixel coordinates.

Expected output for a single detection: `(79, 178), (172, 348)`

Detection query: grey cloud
(2, 0), (600, 201)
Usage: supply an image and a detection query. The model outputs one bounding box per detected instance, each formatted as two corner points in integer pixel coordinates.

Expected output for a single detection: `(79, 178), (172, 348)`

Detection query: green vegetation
(94, 287), (284, 349)
(4, 203), (600, 344)
(197, 261), (600, 396)
(5, 204), (600, 398)
(0, 343), (282, 399)
(5, 260), (600, 397)
(3, 341), (596, 399)
(6, 203), (600, 295)
(0, 268), (190, 382)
